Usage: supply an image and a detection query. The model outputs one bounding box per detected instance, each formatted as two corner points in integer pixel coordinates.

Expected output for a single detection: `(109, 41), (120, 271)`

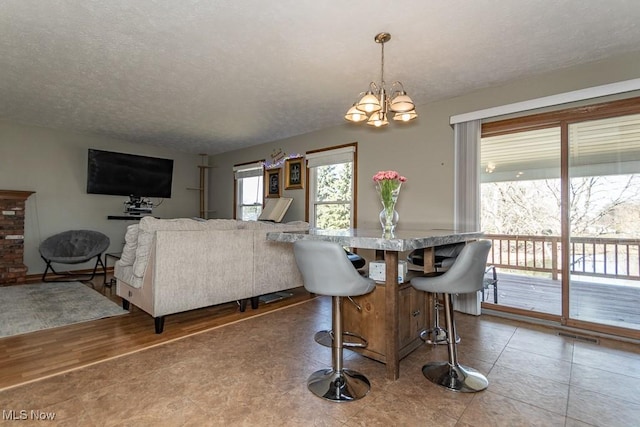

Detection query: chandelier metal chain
(344, 32), (417, 127)
(379, 34), (386, 86)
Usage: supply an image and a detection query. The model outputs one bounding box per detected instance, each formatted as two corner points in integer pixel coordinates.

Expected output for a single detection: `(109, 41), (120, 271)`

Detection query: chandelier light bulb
(393, 109), (417, 122)
(345, 105), (368, 122)
(390, 92), (415, 113)
(355, 91), (382, 114)
(367, 111), (388, 127)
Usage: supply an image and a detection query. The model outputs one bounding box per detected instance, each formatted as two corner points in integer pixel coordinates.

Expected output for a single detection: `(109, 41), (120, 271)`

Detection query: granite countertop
(266, 228), (484, 251)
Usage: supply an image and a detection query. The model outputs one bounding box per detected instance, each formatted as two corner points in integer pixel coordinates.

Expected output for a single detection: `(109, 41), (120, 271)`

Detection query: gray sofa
(114, 217), (308, 333)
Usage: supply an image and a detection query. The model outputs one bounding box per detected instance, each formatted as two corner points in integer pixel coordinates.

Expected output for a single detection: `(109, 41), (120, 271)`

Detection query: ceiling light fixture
(344, 32), (418, 127)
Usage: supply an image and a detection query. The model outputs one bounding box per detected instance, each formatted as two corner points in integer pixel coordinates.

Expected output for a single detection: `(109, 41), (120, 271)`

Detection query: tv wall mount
(124, 195), (153, 215)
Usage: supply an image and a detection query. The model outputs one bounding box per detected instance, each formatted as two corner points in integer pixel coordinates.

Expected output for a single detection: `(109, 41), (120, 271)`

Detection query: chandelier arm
(391, 81), (406, 94)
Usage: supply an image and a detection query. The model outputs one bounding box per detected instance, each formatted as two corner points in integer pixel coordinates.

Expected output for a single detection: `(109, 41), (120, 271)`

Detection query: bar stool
(410, 240), (491, 393)
(294, 240), (376, 402)
(407, 243), (464, 272)
(419, 275), (454, 345)
(345, 249), (366, 270)
(315, 249), (367, 348)
(408, 243), (464, 345)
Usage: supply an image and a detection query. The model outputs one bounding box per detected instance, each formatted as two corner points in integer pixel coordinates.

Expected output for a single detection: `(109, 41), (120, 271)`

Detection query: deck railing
(484, 234), (640, 281)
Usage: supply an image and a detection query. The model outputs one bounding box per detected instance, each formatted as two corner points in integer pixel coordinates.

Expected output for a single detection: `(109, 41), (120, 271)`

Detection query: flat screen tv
(87, 149), (173, 198)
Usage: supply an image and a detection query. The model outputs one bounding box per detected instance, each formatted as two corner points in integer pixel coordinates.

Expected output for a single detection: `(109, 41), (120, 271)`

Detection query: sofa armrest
(252, 223), (308, 296)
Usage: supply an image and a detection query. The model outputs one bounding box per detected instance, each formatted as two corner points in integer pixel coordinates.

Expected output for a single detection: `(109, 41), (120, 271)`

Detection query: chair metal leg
(307, 296), (370, 402)
(421, 293), (460, 345)
(421, 293), (488, 393)
(314, 296), (368, 348)
(41, 254), (107, 284)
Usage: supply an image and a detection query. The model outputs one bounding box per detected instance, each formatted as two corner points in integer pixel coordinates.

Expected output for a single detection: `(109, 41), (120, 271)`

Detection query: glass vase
(376, 182), (402, 237)
(379, 207), (399, 237)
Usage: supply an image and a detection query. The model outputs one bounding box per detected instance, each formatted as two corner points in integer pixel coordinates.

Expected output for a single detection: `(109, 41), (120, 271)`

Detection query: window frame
(305, 143), (358, 229)
(233, 160), (265, 221)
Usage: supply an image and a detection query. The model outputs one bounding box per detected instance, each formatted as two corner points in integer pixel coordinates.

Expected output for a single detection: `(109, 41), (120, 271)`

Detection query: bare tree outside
(482, 174), (640, 237)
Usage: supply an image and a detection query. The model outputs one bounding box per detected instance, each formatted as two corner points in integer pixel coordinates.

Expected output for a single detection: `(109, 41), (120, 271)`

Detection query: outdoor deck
(482, 272), (640, 330)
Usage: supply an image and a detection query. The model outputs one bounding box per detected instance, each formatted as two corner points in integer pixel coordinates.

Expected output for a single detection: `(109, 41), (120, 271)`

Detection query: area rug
(0, 281), (128, 338)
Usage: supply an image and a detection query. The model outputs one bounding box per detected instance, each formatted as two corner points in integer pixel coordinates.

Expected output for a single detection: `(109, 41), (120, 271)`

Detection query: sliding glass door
(480, 97), (640, 339)
(567, 113), (640, 332)
(481, 127), (562, 316)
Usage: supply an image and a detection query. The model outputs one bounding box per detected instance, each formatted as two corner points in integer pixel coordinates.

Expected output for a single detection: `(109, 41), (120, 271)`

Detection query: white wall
(5, 51), (639, 275)
(0, 122), (201, 274)
(208, 52), (640, 259)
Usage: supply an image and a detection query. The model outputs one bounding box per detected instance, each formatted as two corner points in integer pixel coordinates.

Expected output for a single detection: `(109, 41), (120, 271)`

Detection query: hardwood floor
(0, 276), (313, 391)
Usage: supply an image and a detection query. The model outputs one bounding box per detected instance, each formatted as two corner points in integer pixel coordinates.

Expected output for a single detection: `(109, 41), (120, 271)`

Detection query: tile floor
(1, 296), (639, 426)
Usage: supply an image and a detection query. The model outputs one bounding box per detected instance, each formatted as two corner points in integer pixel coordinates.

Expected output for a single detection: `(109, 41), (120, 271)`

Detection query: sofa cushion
(118, 224), (139, 267)
(139, 217), (218, 232)
(133, 217), (219, 279)
(114, 262), (136, 287)
(240, 220), (309, 230)
(205, 219), (241, 230)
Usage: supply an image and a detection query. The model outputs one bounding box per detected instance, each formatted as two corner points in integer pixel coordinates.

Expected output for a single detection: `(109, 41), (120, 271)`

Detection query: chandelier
(344, 32), (418, 127)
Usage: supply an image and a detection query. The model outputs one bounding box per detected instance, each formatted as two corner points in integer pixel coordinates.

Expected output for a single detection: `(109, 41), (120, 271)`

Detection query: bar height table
(266, 228), (483, 380)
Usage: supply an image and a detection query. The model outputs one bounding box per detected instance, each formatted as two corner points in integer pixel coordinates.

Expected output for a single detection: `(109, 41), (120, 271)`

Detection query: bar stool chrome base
(422, 362), (488, 393)
(314, 330), (368, 348)
(307, 368), (371, 402)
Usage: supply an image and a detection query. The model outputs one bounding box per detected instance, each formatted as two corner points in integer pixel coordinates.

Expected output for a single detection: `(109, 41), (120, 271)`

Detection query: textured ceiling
(2, 1), (640, 155)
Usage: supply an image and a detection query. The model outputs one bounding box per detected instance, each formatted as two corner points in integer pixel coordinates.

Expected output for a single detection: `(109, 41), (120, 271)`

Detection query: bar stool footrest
(314, 330), (368, 349)
(420, 328), (460, 345)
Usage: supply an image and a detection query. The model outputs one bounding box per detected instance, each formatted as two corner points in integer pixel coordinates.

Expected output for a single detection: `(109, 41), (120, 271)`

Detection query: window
(307, 145), (356, 229)
(233, 161), (264, 221)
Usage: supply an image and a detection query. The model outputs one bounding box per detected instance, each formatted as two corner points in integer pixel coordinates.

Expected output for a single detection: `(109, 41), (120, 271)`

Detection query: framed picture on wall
(284, 157), (304, 190)
(265, 168), (281, 198)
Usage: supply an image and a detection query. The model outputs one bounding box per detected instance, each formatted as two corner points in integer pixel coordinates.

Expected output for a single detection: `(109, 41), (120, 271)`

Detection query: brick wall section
(0, 190), (34, 285)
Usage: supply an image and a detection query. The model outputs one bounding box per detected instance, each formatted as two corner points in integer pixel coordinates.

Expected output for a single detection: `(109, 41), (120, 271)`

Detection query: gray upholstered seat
(407, 242), (465, 271)
(410, 240), (491, 392)
(39, 230), (110, 283)
(294, 240), (376, 402)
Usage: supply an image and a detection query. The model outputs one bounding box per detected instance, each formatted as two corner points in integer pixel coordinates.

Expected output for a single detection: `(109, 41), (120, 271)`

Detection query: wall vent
(558, 331), (599, 344)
